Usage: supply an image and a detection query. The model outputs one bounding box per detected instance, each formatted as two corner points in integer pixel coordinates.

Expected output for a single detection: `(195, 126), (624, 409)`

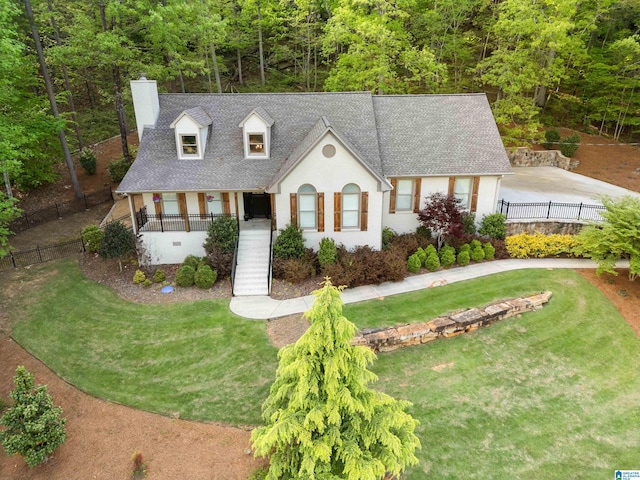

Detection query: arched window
(298, 184), (317, 229)
(342, 183), (360, 229)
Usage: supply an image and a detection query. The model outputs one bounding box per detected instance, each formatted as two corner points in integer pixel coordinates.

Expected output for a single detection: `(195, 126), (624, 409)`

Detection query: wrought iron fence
(0, 238), (85, 271)
(136, 210), (231, 232)
(497, 199), (606, 221)
(10, 187), (114, 233)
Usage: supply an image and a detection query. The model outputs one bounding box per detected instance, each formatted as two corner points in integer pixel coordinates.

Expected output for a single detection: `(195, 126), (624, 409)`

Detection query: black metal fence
(136, 209), (231, 232)
(10, 187), (113, 233)
(0, 238), (85, 271)
(497, 199), (606, 221)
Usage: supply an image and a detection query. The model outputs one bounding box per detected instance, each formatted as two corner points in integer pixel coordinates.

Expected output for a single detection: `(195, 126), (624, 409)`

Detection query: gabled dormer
(170, 107), (212, 160)
(238, 107), (274, 159)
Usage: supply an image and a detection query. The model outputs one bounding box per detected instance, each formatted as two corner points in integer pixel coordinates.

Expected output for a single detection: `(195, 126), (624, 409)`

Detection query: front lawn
(8, 261), (640, 477)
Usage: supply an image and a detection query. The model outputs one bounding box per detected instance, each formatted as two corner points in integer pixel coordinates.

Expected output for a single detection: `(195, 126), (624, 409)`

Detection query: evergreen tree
(0, 366), (67, 467)
(251, 279), (420, 480)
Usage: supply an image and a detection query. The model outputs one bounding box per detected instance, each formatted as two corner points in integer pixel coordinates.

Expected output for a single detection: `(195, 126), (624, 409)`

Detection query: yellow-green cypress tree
(251, 279), (420, 479)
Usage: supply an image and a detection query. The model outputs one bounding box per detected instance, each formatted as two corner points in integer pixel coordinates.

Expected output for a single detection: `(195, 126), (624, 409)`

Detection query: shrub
(478, 213), (506, 239)
(142, 278), (152, 287)
(206, 247), (234, 278)
(318, 238), (337, 268)
(175, 265), (196, 287)
(543, 128), (561, 149)
(182, 255), (205, 270)
(194, 265), (217, 289)
(322, 245), (405, 287)
(133, 269), (146, 284)
(483, 242), (496, 260)
(273, 224), (305, 259)
(204, 215), (238, 254)
(505, 233), (579, 258)
(153, 269), (166, 283)
(99, 221), (136, 269)
(415, 247), (427, 265)
(407, 253), (421, 273)
(416, 225), (431, 239)
(425, 252), (440, 272)
(560, 133), (580, 157)
(424, 244), (437, 257)
(388, 233), (430, 260)
(78, 147), (97, 175)
(462, 212), (476, 235)
(440, 247), (456, 267)
(470, 239), (482, 250)
(382, 227), (396, 250)
(459, 243), (470, 253)
(274, 249), (317, 283)
(107, 157), (132, 183)
(81, 224), (104, 253)
(0, 366), (66, 467)
(457, 250), (470, 266)
(470, 245), (485, 262)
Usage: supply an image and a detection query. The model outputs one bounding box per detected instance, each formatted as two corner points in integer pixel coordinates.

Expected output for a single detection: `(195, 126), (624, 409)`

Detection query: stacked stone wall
(505, 221), (585, 236)
(506, 147), (579, 170)
(352, 292), (552, 352)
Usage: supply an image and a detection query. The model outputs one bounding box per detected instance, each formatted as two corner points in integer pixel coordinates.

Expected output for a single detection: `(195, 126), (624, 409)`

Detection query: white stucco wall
(130, 79), (159, 141)
(274, 132), (384, 250)
(241, 114), (269, 158)
(172, 116), (206, 160)
(138, 231), (208, 265)
(381, 175), (503, 234)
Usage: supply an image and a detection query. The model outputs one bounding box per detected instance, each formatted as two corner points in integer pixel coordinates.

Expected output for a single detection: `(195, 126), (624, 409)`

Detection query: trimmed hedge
(505, 233), (579, 258)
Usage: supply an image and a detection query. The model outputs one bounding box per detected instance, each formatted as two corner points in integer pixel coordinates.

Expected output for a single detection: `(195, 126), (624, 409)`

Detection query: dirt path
(0, 335), (267, 480)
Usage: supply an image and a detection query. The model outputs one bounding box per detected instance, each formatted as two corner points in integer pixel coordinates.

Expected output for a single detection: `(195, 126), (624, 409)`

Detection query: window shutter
(234, 192), (240, 219)
(290, 193), (298, 227)
(470, 177), (480, 212)
(153, 193), (162, 215)
(448, 177), (455, 196)
(317, 192), (324, 232)
(334, 192), (341, 232)
(389, 178), (397, 214)
(360, 191), (368, 231)
(198, 193), (206, 217)
(178, 193), (190, 232)
(413, 178), (421, 213)
(222, 192), (230, 214)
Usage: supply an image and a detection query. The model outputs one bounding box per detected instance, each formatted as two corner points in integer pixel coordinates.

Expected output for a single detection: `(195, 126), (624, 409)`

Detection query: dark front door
(243, 193), (271, 219)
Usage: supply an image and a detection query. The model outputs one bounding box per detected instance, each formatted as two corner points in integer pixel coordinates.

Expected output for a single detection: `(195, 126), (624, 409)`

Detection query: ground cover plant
(8, 261), (640, 478)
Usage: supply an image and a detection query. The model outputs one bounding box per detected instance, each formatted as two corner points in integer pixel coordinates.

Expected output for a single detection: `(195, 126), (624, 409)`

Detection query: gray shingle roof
(117, 91), (511, 193)
(184, 106), (212, 127)
(372, 94), (511, 176)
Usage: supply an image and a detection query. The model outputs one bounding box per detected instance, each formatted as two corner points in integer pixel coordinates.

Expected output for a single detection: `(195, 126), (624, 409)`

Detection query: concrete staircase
(233, 220), (272, 296)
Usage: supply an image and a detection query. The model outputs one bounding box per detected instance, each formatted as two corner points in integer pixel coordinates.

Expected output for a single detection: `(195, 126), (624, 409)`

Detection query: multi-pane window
(180, 135), (198, 155)
(395, 179), (413, 211)
(162, 193), (179, 215)
(249, 134), (265, 154)
(206, 192), (223, 215)
(454, 177), (472, 209)
(298, 184), (317, 229)
(342, 184), (360, 228)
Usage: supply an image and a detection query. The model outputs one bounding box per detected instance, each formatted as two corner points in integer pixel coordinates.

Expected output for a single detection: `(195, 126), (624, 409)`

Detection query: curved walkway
(230, 258), (629, 320)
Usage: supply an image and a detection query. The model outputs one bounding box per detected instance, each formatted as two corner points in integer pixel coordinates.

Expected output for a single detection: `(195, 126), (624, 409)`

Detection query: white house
(118, 78), (512, 294)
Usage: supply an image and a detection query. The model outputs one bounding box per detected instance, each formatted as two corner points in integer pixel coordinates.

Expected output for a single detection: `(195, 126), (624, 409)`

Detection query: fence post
(10, 251), (16, 269)
(84, 194), (89, 210)
(547, 201), (552, 219)
(37, 246), (43, 263)
(55, 203), (60, 218)
(159, 213), (164, 232)
(80, 236), (86, 252)
(505, 201), (510, 219)
(577, 202), (583, 220)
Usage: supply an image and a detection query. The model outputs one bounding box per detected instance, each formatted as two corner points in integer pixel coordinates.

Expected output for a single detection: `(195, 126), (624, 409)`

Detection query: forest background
(1, 0), (639, 195)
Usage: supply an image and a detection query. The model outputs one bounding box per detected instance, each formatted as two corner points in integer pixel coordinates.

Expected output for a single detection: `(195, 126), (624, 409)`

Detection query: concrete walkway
(230, 258), (629, 320)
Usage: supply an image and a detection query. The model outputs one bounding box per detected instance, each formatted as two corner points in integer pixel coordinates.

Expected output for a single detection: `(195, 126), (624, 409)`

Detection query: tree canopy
(251, 278), (420, 479)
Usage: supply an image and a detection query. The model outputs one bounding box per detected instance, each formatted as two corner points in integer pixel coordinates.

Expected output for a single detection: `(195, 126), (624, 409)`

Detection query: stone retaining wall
(507, 147), (579, 170)
(505, 221), (585, 236)
(352, 292), (552, 352)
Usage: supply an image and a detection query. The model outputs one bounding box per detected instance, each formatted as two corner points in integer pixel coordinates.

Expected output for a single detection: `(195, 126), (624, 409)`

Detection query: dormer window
(239, 107), (273, 159)
(181, 135), (198, 156)
(249, 134), (265, 155)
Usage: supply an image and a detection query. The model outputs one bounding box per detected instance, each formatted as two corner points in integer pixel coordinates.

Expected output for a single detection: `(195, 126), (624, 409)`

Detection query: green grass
(8, 262), (640, 478)
(9, 260), (278, 425)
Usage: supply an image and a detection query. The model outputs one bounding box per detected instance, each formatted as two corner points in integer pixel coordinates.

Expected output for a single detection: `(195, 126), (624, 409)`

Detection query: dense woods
(1, 0), (639, 192)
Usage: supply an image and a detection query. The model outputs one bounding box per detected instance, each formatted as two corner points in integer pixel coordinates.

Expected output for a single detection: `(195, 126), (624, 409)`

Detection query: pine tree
(251, 279), (420, 479)
(0, 366), (67, 467)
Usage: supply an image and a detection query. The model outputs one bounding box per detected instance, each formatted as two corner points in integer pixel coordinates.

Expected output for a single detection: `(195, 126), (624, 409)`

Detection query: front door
(243, 193), (271, 219)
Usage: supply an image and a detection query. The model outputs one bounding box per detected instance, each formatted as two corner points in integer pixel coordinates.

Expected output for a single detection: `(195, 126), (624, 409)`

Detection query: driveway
(499, 167), (640, 204)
